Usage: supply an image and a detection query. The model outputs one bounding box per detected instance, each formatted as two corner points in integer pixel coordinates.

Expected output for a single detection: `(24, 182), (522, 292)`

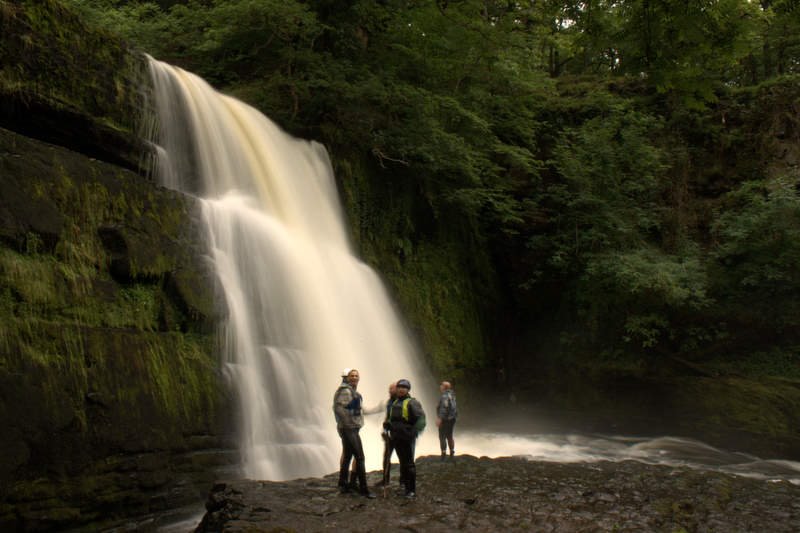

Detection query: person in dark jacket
(436, 381), (457, 460)
(388, 378), (426, 498)
(333, 368), (376, 498)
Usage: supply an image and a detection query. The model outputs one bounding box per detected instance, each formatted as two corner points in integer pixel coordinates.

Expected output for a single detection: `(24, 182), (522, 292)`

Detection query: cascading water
(146, 57), (435, 480)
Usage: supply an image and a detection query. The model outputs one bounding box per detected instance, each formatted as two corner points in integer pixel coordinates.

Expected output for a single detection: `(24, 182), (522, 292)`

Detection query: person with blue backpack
(436, 381), (457, 461)
(333, 368), (376, 499)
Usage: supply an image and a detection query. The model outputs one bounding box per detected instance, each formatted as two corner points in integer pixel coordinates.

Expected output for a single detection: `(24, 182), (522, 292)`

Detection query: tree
(712, 178), (800, 334)
(613, 0), (760, 107)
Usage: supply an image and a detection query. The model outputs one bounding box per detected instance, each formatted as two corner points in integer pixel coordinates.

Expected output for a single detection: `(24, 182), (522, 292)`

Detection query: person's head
(439, 381), (452, 393)
(346, 369), (360, 388)
(396, 379), (411, 398)
(388, 381), (397, 397)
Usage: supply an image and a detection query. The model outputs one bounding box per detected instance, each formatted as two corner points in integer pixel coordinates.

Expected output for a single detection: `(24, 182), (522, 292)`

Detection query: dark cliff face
(0, 1), (235, 530)
(0, 0), (146, 171)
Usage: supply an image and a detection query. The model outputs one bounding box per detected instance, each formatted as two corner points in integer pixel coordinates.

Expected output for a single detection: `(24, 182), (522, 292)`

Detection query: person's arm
(362, 399), (384, 415)
(411, 399), (426, 434)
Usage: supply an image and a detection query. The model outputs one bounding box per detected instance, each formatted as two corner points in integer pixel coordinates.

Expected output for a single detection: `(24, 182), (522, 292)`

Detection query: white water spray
(146, 58), (435, 480)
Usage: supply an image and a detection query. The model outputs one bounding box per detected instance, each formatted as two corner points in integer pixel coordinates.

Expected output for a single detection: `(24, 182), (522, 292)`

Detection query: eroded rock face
(0, 125), (236, 531)
(196, 455), (800, 532)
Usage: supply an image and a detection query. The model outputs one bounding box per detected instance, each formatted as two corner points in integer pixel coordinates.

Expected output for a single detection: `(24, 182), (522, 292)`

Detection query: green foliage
(523, 105), (721, 353)
(614, 0), (760, 107)
(711, 177), (800, 331)
(586, 249), (709, 311)
(581, 247), (711, 348)
(69, 0), (323, 94)
(741, 0), (800, 83)
(707, 347), (800, 380)
(55, 0), (800, 379)
(552, 107), (667, 256)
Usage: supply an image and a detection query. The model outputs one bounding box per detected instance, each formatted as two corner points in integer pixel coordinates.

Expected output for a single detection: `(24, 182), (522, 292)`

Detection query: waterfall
(146, 57), (435, 480)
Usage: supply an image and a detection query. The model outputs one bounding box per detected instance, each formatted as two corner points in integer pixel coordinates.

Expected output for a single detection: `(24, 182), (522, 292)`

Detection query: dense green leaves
(63, 0), (800, 374)
(553, 108), (666, 254)
(613, 0), (759, 107)
(712, 178), (800, 330)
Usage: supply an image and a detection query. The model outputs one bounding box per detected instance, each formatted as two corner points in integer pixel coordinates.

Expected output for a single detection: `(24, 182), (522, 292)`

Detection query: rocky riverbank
(195, 454), (800, 532)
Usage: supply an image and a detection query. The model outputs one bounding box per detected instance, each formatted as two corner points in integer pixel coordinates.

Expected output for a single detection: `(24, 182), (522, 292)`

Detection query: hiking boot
(404, 491), (416, 499)
(360, 491), (377, 499)
(440, 452), (447, 462)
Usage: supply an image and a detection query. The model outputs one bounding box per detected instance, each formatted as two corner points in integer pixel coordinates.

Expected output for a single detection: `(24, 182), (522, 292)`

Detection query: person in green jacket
(388, 379), (426, 498)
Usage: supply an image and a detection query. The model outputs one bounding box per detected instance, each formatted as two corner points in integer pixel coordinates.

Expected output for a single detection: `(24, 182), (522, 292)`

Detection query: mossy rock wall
(0, 3), (234, 529)
(0, 126), (234, 530)
(0, 0), (145, 170)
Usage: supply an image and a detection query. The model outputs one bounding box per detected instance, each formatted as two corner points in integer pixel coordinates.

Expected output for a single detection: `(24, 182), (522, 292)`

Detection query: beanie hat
(396, 379), (411, 390)
(341, 368), (352, 377)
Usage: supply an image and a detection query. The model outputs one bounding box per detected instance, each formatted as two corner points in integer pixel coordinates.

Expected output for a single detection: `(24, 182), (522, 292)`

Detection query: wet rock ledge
(196, 454), (800, 532)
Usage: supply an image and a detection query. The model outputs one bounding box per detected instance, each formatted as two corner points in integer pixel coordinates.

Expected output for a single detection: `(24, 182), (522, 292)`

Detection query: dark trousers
(338, 428), (367, 492)
(394, 437), (416, 493)
(439, 418), (456, 453)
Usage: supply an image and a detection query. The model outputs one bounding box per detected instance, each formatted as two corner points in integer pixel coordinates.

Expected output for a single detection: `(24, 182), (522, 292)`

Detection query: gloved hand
(382, 421), (391, 430)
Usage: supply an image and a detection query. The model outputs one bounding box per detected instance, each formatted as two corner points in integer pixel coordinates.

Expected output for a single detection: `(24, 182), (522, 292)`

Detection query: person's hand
(436, 417), (442, 428)
(383, 421), (391, 430)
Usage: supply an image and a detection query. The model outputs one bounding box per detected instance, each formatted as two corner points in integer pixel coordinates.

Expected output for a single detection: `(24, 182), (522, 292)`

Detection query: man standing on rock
(388, 379), (426, 498)
(333, 368), (376, 499)
(436, 381), (457, 460)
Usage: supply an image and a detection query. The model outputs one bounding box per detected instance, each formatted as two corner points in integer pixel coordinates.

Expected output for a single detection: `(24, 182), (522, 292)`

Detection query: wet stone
(195, 455), (800, 532)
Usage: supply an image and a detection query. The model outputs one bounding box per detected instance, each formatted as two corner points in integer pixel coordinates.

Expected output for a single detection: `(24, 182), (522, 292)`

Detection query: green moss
(0, 0), (144, 133)
(0, 127), (223, 488)
(143, 334), (219, 423)
(685, 377), (800, 439)
(390, 240), (486, 376)
(0, 248), (60, 306)
(6, 477), (59, 502)
(335, 151), (492, 380)
(2, 317), (219, 436)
